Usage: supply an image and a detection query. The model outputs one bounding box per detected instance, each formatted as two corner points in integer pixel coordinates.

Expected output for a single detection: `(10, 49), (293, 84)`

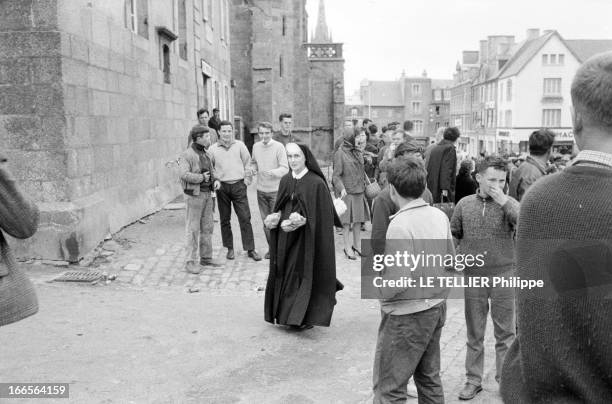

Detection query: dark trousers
(373, 302), (446, 404)
(216, 180), (255, 251)
(256, 190), (277, 248)
(464, 274), (515, 386)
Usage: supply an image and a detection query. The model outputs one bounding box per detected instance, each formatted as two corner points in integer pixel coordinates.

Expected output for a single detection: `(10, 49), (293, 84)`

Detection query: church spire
(313, 0), (331, 43)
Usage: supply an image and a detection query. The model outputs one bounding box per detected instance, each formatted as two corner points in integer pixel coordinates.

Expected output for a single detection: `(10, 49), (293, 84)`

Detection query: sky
(305, 0), (612, 95)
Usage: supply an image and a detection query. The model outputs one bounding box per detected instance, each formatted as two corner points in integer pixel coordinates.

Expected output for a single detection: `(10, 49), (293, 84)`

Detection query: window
(543, 78), (562, 95)
(443, 90), (450, 100)
(282, 15), (286, 36)
(499, 111), (503, 127)
(220, 0), (225, 41)
(162, 44), (171, 83)
(505, 110), (512, 127)
(125, 0), (148, 38)
(435, 106), (440, 116)
(413, 120), (423, 133)
(224, 0), (230, 42)
(412, 101), (421, 114)
(351, 108), (358, 118)
(434, 89), (441, 101)
(558, 54), (565, 65)
(480, 86), (485, 102)
(499, 82), (503, 101)
(412, 83), (421, 96)
(178, 0), (187, 60)
(214, 80), (220, 109)
(550, 54), (557, 64)
(225, 85), (230, 119)
(542, 109), (561, 126)
(543, 53), (564, 66)
(542, 54), (548, 65)
(506, 79), (512, 101)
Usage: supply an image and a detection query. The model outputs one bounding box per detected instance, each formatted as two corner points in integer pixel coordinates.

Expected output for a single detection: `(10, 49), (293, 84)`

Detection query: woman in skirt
(333, 128), (370, 260)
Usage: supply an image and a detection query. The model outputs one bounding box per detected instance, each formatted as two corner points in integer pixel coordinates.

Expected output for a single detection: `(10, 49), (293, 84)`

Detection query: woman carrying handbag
(0, 153), (40, 328)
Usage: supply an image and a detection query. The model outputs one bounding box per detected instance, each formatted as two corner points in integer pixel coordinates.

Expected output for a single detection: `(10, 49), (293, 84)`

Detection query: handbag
(364, 174), (381, 200)
(0, 233), (39, 327)
(433, 195), (455, 220)
(333, 197), (347, 217)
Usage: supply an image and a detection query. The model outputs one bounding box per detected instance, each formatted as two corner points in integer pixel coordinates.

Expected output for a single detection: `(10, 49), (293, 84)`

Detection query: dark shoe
(343, 249), (356, 260)
(184, 261), (201, 274)
(458, 383), (482, 400)
(226, 248), (235, 260)
(351, 246), (364, 257)
(360, 223), (366, 231)
(288, 324), (313, 331)
(200, 258), (222, 267)
(265, 251), (270, 259)
(248, 250), (262, 261)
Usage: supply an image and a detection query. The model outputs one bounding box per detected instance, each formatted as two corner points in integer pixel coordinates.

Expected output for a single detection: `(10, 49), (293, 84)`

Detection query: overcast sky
(306, 0), (612, 95)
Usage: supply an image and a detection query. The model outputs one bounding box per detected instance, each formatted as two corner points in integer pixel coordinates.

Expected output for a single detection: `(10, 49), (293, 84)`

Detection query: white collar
(292, 167), (309, 179)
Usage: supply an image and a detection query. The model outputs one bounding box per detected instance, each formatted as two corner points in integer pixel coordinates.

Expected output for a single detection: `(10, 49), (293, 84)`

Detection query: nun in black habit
(264, 143), (343, 330)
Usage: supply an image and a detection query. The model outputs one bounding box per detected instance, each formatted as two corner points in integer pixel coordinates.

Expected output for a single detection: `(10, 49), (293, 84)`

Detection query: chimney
(479, 40), (488, 64)
(526, 28), (540, 40)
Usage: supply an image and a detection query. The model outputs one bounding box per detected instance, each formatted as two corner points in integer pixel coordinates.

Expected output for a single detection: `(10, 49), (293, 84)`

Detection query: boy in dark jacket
(450, 155), (519, 400)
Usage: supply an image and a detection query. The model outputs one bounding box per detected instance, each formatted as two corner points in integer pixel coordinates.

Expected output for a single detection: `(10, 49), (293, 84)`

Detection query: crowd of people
(2, 50), (611, 404)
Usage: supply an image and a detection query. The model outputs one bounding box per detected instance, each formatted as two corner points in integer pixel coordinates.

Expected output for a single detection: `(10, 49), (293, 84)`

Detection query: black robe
(264, 170), (342, 327)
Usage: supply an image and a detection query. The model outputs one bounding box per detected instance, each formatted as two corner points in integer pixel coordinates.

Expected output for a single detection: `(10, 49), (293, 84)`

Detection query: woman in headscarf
(333, 128), (370, 259)
(264, 143), (343, 330)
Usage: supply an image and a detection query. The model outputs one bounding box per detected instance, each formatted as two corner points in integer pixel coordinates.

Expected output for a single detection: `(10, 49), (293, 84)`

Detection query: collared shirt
(292, 167), (309, 180)
(569, 150), (612, 170)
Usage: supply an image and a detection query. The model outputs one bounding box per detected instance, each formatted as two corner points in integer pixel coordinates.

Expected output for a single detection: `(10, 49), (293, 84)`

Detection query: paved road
(1, 185), (503, 403)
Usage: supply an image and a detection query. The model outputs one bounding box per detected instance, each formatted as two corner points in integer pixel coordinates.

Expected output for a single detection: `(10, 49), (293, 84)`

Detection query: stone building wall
(1, 0), (230, 261)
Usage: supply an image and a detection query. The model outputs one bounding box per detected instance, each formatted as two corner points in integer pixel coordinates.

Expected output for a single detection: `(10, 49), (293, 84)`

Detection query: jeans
(257, 190), (277, 248)
(216, 180), (255, 251)
(184, 192), (214, 261)
(464, 273), (516, 386)
(373, 302), (447, 404)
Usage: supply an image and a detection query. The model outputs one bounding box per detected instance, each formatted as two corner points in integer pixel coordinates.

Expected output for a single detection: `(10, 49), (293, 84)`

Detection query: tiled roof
(565, 39), (612, 62)
(497, 31), (556, 79)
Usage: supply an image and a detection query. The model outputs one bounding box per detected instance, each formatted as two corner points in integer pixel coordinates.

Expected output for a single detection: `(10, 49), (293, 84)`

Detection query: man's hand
(264, 212), (281, 229)
(244, 176), (252, 186)
(213, 180), (221, 191)
(340, 189), (347, 199)
(260, 170), (272, 178)
(488, 186), (508, 206)
(441, 189), (448, 198)
(202, 172), (211, 182)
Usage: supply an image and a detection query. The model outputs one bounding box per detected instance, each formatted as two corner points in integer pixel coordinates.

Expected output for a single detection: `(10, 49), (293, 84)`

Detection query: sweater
(380, 198), (454, 315)
(500, 165), (612, 403)
(251, 139), (289, 192)
(208, 140), (251, 183)
(450, 192), (519, 276)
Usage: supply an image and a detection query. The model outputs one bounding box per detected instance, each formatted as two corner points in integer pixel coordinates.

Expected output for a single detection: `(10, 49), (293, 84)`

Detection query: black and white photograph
(1, 0), (612, 402)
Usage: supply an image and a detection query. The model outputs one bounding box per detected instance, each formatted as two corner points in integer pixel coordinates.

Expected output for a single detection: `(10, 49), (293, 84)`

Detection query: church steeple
(313, 0), (331, 43)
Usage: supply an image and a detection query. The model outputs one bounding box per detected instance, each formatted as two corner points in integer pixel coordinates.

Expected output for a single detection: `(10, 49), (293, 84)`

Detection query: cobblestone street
(1, 186), (503, 403)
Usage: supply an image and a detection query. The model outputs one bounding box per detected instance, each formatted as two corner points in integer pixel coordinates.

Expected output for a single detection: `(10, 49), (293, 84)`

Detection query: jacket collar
(475, 190), (493, 202)
(390, 198), (429, 220)
(525, 155), (547, 175)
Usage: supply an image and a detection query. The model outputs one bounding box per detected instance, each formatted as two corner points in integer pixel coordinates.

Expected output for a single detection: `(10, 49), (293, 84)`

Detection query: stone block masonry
(1, 0), (201, 261)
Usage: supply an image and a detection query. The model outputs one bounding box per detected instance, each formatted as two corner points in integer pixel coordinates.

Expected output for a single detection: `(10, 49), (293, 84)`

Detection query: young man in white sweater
(250, 122), (289, 259)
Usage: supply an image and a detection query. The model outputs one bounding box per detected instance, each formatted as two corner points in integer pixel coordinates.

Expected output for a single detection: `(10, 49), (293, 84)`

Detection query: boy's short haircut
(528, 129), (555, 156)
(219, 120), (233, 129)
(258, 122), (273, 131)
(387, 156), (427, 198)
(443, 127), (461, 141)
(278, 113), (292, 122)
(403, 120), (414, 132)
(197, 108), (208, 118)
(475, 155), (509, 174)
(368, 124), (378, 135)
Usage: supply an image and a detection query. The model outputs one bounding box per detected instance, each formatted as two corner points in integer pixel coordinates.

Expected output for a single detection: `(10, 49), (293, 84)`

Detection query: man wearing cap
(178, 126), (222, 273)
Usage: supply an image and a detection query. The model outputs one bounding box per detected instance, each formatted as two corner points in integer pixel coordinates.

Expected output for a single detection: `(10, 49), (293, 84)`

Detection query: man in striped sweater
(501, 51), (612, 403)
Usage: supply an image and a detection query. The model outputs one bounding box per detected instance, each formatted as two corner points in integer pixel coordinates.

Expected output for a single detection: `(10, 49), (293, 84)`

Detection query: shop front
(498, 128), (576, 155)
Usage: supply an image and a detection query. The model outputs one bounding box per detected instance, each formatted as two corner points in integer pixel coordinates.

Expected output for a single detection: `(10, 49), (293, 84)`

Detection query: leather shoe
(458, 383), (482, 400)
(264, 251), (270, 259)
(200, 258), (222, 267)
(248, 250), (262, 261)
(226, 248), (235, 260)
